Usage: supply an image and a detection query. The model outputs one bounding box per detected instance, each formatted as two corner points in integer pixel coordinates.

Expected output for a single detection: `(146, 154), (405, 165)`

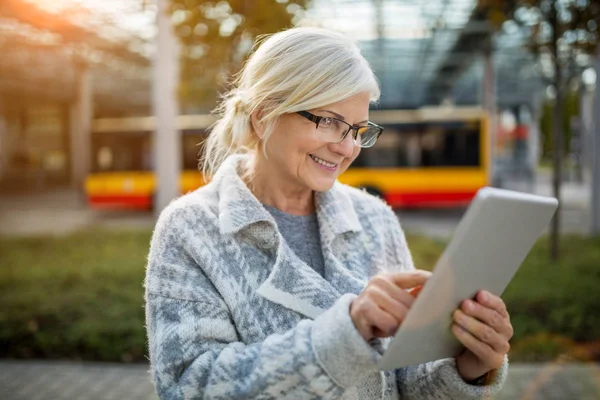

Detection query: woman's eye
(332, 120), (344, 130)
(320, 117), (333, 127)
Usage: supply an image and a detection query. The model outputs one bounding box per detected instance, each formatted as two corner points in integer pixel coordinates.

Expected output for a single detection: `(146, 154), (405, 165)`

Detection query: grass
(0, 230), (151, 362)
(0, 229), (598, 362)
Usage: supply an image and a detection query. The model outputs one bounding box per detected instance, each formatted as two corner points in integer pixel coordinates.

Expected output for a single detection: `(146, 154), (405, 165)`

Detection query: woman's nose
(329, 131), (356, 158)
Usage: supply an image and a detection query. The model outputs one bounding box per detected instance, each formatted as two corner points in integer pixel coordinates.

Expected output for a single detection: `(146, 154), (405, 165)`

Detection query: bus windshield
(352, 120), (481, 169)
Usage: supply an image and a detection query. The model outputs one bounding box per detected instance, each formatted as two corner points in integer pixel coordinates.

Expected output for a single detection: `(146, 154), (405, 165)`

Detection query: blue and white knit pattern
(145, 154), (508, 399)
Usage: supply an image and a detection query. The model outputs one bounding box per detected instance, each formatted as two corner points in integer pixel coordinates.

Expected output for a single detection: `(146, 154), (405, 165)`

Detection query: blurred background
(0, 0), (599, 399)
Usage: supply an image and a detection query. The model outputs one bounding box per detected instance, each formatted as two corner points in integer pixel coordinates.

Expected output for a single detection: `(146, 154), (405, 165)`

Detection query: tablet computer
(378, 187), (558, 371)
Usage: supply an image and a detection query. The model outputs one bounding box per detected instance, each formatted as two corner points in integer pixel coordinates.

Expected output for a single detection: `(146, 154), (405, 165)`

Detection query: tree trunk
(551, 72), (562, 261)
(549, 1), (562, 261)
(592, 46), (600, 236)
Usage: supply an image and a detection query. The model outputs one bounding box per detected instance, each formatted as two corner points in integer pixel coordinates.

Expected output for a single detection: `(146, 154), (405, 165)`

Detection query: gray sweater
(263, 203), (325, 277)
(144, 154), (508, 399)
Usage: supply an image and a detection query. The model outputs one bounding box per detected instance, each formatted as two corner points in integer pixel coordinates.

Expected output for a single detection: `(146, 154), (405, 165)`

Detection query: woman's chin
(308, 178), (337, 192)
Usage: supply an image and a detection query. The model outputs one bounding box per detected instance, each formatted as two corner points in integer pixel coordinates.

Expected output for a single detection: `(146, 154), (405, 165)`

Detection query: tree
(477, 0), (600, 261)
(540, 86), (579, 159)
(168, 0), (309, 112)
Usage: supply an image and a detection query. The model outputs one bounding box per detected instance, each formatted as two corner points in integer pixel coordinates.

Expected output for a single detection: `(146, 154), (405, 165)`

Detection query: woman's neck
(246, 158), (315, 216)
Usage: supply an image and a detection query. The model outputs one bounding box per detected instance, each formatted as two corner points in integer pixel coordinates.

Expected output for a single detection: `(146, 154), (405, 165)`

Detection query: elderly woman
(145, 27), (512, 399)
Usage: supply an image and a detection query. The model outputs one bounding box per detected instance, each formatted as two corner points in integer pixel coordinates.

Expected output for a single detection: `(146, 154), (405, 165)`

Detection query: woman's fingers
(476, 290), (510, 319)
(368, 305), (401, 337)
(368, 285), (409, 323)
(353, 295), (400, 337)
(351, 269), (432, 341)
(460, 298), (514, 339)
(453, 309), (510, 354)
(452, 323), (506, 368)
(369, 274), (416, 308)
(389, 270), (432, 289)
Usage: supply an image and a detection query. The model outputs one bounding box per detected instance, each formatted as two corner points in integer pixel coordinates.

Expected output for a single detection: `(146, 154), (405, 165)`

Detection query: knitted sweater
(144, 154), (509, 400)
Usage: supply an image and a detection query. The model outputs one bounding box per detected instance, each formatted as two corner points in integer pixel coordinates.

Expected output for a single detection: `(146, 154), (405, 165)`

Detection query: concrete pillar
(70, 64), (93, 192)
(152, 0), (181, 216)
(61, 104), (72, 184)
(482, 47), (497, 186)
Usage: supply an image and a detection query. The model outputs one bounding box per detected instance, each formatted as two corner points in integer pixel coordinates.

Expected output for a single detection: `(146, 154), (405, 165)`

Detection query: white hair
(201, 26), (381, 178)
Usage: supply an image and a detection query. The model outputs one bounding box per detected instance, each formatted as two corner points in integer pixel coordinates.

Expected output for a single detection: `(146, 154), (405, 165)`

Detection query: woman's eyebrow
(317, 109), (368, 125)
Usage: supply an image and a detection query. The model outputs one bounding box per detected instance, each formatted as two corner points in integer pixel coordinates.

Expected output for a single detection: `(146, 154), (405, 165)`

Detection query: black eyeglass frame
(296, 111), (383, 148)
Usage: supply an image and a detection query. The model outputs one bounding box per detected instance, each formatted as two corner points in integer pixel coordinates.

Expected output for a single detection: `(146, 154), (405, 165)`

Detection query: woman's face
(257, 92), (370, 192)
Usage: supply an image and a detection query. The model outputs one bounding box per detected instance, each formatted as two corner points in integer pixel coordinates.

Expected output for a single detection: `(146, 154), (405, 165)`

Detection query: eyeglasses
(296, 111), (383, 148)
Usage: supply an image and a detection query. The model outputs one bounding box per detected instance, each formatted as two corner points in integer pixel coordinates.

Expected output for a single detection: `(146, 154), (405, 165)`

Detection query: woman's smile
(309, 154), (338, 173)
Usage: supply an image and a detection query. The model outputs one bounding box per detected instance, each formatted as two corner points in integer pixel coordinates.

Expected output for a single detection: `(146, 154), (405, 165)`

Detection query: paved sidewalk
(0, 361), (158, 400)
(1, 360), (599, 399)
(0, 189), (155, 236)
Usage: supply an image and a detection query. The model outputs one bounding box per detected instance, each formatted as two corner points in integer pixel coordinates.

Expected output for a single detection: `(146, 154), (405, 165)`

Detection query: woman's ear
(250, 109), (265, 140)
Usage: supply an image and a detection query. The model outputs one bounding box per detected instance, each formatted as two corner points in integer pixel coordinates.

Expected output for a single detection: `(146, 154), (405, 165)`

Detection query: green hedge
(0, 230), (150, 362)
(501, 236), (600, 361)
(0, 230), (598, 362)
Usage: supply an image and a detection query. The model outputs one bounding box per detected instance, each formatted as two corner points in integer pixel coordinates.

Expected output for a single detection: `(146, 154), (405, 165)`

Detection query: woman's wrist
(464, 372), (489, 386)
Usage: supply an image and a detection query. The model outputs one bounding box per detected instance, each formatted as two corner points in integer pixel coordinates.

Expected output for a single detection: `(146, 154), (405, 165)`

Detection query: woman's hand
(350, 270), (431, 342)
(452, 290), (514, 382)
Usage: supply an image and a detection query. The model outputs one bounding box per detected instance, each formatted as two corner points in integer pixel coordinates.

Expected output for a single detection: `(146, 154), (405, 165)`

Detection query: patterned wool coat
(145, 154), (508, 399)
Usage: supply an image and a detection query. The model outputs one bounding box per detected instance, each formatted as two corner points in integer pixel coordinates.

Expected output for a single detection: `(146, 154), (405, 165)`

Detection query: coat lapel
(215, 155), (367, 320)
(315, 183), (368, 297)
(256, 241), (343, 319)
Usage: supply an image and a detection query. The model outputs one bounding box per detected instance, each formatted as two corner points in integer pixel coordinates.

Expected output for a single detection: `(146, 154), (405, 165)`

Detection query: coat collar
(212, 154), (365, 319)
(214, 154), (362, 245)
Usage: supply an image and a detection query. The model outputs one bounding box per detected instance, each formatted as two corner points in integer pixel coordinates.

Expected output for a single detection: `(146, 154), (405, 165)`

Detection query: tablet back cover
(378, 187), (558, 371)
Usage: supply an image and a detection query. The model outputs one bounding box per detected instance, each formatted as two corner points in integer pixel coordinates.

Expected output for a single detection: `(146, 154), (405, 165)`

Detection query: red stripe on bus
(88, 190), (477, 210)
(89, 195), (152, 210)
(384, 191), (477, 208)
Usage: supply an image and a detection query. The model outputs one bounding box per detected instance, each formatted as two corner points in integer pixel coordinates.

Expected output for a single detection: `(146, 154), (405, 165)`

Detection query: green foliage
(169, 0), (309, 110)
(404, 234), (447, 272)
(502, 234), (600, 345)
(0, 230), (152, 362)
(0, 230), (598, 362)
(477, 0), (600, 57)
(509, 333), (593, 362)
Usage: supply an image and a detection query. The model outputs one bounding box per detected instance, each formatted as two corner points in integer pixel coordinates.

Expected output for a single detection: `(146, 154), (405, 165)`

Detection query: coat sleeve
(380, 205), (510, 399)
(144, 206), (382, 400)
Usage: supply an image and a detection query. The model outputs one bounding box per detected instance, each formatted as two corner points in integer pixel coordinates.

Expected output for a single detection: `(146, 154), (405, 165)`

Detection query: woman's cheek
(346, 147), (361, 168)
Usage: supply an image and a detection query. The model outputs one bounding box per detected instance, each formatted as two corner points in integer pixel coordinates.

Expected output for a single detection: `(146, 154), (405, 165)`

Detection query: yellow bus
(85, 107), (489, 210)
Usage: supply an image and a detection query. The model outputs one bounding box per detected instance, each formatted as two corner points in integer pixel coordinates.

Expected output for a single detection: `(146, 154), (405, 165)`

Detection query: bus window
(354, 128), (404, 168)
(351, 121), (481, 169)
(98, 147), (114, 170)
(91, 132), (150, 172)
(420, 122), (480, 167)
